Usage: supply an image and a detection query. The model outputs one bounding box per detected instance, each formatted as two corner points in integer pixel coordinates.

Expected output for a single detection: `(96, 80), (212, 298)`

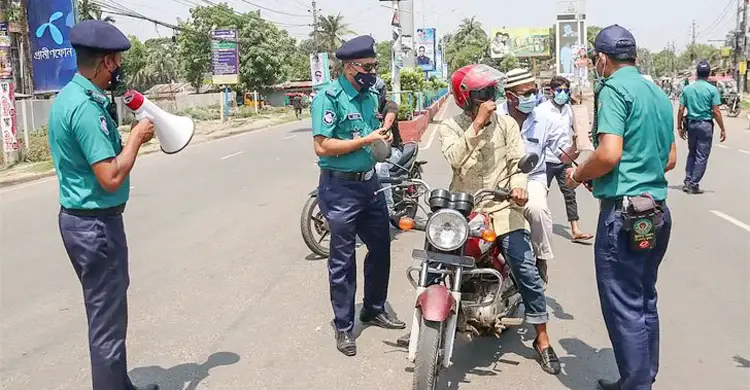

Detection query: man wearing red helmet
(437, 64), (561, 375)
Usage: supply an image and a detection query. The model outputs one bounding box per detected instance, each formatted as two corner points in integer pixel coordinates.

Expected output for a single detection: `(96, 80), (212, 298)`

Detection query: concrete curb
(0, 115), (308, 189)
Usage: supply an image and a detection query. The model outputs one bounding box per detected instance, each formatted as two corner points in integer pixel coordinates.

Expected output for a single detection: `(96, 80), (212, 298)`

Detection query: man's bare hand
(510, 188), (528, 207)
(364, 129), (389, 145)
(131, 119), (155, 145)
(720, 129), (727, 142)
(678, 127), (687, 140)
(565, 168), (580, 189)
(473, 100), (497, 131)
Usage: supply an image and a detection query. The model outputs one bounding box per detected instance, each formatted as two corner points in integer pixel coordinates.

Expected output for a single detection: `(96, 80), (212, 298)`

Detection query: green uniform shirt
(48, 74), (129, 209)
(680, 79), (721, 121)
(311, 76), (380, 173)
(593, 66), (675, 202)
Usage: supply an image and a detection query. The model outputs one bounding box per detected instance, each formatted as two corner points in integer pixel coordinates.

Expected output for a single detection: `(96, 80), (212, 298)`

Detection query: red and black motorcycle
(382, 153), (538, 390)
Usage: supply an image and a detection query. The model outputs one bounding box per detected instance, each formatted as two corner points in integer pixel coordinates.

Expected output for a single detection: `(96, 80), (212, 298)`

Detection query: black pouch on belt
(621, 193), (664, 252)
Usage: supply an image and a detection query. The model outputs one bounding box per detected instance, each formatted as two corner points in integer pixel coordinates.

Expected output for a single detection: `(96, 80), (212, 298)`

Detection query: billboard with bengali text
(211, 29), (240, 85)
(1, 80), (19, 153)
(490, 28), (550, 59)
(415, 28), (436, 72)
(26, 0), (78, 94)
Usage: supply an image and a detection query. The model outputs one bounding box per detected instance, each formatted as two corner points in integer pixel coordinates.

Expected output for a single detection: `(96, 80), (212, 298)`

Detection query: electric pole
(0, 0), (19, 166)
(391, 0), (402, 104)
(311, 0), (319, 53)
(740, 0), (747, 93)
(690, 19), (697, 65)
(401, 0), (415, 67)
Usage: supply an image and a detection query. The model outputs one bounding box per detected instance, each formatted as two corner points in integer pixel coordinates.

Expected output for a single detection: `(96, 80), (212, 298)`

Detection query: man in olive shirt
(567, 25), (677, 390)
(48, 21), (157, 390)
(311, 35), (405, 357)
(677, 60), (726, 194)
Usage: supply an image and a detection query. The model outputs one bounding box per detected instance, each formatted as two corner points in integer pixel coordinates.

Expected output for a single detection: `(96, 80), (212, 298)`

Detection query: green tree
(78, 0), (115, 23)
(287, 39), (315, 81)
(442, 17), (490, 72)
(376, 40), (392, 77)
(313, 13), (355, 55)
(399, 67), (426, 92)
(636, 48), (653, 75)
(121, 36), (149, 91)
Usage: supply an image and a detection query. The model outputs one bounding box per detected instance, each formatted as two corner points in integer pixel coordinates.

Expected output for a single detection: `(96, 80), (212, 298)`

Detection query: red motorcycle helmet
(450, 64), (507, 111)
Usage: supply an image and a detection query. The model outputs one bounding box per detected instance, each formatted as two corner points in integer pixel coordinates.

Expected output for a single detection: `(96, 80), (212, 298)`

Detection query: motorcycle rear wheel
(412, 319), (443, 390)
(729, 101), (742, 117)
(300, 196), (330, 258)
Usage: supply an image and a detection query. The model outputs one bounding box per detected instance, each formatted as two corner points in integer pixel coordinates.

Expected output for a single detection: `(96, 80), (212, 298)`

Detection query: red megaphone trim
(123, 90), (145, 111)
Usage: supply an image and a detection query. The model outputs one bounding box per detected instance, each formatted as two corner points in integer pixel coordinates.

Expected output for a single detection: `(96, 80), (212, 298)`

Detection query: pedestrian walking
(677, 60), (727, 194)
(48, 20), (157, 390)
(566, 25), (677, 390)
(543, 76), (594, 244)
(310, 35), (405, 357)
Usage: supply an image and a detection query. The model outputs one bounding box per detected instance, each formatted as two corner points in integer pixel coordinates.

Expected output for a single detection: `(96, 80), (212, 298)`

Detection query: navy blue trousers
(684, 119), (714, 187)
(595, 200), (672, 390)
(317, 171), (391, 332)
(59, 210), (133, 390)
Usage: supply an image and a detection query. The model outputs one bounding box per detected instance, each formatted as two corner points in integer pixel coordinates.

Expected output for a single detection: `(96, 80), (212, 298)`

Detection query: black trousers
(546, 162), (579, 222)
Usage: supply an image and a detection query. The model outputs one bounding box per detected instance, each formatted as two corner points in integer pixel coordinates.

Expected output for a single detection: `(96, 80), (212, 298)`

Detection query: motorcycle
(300, 141), (427, 258)
(382, 153), (538, 390)
(724, 92), (742, 118)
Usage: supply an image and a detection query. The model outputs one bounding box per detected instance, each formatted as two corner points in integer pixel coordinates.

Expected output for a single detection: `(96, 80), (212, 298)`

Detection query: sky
(111, 0), (736, 53)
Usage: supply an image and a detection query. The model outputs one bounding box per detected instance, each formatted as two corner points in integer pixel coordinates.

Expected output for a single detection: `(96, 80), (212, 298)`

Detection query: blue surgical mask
(517, 94), (537, 114)
(553, 91), (570, 105)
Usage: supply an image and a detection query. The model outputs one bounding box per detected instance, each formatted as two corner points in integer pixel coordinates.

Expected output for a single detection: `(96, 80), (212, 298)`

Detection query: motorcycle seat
(389, 142), (418, 174)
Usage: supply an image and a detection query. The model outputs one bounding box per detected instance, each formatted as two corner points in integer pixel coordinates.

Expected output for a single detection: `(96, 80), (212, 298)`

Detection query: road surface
(1, 103), (749, 390)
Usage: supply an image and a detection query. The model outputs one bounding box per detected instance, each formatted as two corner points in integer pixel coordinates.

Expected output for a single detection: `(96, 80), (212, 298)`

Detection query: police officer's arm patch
(99, 116), (109, 136)
(323, 110), (336, 125)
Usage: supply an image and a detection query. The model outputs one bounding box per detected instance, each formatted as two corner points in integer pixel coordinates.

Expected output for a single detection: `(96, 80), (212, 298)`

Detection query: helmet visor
(461, 64), (507, 98)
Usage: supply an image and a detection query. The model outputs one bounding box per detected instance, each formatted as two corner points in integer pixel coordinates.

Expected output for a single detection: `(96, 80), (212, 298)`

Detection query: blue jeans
(684, 120), (713, 187)
(497, 229), (548, 325)
(595, 199), (672, 390)
(59, 210), (133, 390)
(317, 171), (391, 332)
(374, 147), (404, 210)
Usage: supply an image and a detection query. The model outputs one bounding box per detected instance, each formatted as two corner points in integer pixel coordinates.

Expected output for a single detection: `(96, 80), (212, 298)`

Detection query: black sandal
(533, 339), (561, 375)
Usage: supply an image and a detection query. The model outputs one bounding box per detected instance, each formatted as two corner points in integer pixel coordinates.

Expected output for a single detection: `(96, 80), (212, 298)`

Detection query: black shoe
(332, 322), (356, 356)
(681, 184), (690, 193)
(533, 339), (561, 375)
(396, 331), (411, 348)
(689, 185), (704, 194)
(597, 379), (621, 390)
(360, 311), (407, 329)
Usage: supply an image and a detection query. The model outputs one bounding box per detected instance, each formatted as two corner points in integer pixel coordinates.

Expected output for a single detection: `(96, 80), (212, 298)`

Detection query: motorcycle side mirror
(517, 153), (539, 174)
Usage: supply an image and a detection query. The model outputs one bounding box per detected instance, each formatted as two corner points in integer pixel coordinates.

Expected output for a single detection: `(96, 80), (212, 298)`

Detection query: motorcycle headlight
(426, 209), (469, 252)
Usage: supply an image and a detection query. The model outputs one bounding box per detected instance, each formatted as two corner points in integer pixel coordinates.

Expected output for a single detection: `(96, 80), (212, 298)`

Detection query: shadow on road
(667, 184), (715, 194)
(553, 223), (573, 240)
(547, 296), (575, 320)
(353, 301), (403, 339)
(130, 352), (241, 390)
(287, 127), (312, 134)
(303, 227), (407, 261)
(733, 355), (750, 368)
(554, 338), (617, 390)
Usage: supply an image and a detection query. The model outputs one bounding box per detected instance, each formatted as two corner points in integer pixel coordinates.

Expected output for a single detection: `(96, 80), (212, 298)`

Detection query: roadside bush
(23, 127), (51, 163)
(398, 102), (414, 121)
(176, 104), (222, 121)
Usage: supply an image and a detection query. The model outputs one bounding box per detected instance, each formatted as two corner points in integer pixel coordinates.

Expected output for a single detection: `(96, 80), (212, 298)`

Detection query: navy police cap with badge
(594, 24), (637, 60)
(696, 60), (711, 75)
(70, 20), (131, 52)
(335, 35), (376, 60)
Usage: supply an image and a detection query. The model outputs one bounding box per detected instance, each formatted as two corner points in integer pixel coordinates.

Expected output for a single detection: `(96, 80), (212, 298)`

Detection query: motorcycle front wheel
(412, 319), (443, 390)
(729, 100), (742, 117)
(300, 196), (330, 258)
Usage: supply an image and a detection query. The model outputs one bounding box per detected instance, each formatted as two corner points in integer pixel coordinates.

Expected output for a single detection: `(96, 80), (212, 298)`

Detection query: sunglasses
(554, 87), (570, 94)
(350, 62), (379, 72)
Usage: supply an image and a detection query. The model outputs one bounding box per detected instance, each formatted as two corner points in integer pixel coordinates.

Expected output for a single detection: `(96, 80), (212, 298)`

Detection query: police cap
(696, 60), (711, 77)
(594, 24), (637, 60)
(70, 20), (131, 53)
(335, 35), (376, 61)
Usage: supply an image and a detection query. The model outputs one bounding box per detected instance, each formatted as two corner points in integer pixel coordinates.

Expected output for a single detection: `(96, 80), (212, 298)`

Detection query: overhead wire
(697, 0), (734, 37)
(236, 0), (310, 17)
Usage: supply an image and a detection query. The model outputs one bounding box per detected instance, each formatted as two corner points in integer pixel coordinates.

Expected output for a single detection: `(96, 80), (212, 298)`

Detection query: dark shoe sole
(337, 345), (357, 356)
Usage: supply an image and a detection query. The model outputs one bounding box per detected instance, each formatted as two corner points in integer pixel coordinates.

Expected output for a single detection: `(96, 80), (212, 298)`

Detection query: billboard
(1, 80), (19, 153)
(415, 28), (436, 71)
(490, 28), (550, 59)
(310, 52), (331, 89)
(556, 19), (585, 76)
(26, 0), (77, 94)
(0, 21), (11, 79)
(210, 29), (240, 85)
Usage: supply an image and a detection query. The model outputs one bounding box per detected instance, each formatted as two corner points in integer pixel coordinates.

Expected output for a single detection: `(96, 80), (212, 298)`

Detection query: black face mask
(109, 66), (122, 91)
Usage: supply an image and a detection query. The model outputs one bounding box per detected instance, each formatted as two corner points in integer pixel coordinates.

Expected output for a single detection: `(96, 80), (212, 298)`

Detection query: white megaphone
(123, 90), (195, 154)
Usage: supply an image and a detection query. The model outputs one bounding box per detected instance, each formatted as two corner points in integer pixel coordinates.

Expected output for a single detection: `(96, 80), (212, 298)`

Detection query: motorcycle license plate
(412, 249), (475, 268)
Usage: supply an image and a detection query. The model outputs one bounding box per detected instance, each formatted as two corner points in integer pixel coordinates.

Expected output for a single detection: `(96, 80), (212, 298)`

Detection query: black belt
(322, 169), (375, 181)
(601, 198), (665, 211)
(61, 203), (126, 217)
(687, 119), (713, 123)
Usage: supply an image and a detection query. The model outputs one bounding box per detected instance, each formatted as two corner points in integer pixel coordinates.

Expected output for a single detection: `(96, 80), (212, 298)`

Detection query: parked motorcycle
(724, 93), (742, 118)
(383, 153), (538, 390)
(300, 142), (427, 258)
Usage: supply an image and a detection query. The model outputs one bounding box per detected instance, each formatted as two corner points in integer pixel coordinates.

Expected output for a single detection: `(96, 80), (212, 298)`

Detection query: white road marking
(220, 151), (244, 160)
(422, 126), (439, 150)
(739, 149), (750, 155)
(710, 210), (750, 233)
(284, 135), (296, 140)
(716, 144), (729, 149)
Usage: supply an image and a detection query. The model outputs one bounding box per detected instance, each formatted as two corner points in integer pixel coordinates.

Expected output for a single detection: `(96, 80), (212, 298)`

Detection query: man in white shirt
(500, 69), (580, 285)
(543, 76), (593, 243)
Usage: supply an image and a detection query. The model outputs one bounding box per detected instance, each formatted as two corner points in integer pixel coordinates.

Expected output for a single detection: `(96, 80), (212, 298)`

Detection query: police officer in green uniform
(565, 25), (677, 390)
(48, 20), (157, 390)
(677, 60), (727, 194)
(311, 35), (405, 357)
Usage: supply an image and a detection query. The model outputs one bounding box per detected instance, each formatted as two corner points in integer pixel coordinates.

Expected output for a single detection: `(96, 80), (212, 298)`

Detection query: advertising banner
(211, 29), (240, 85)
(0, 21), (11, 79)
(415, 28), (436, 72)
(557, 20), (582, 76)
(1, 80), (19, 153)
(490, 28), (550, 59)
(310, 52), (331, 89)
(27, 0), (77, 94)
